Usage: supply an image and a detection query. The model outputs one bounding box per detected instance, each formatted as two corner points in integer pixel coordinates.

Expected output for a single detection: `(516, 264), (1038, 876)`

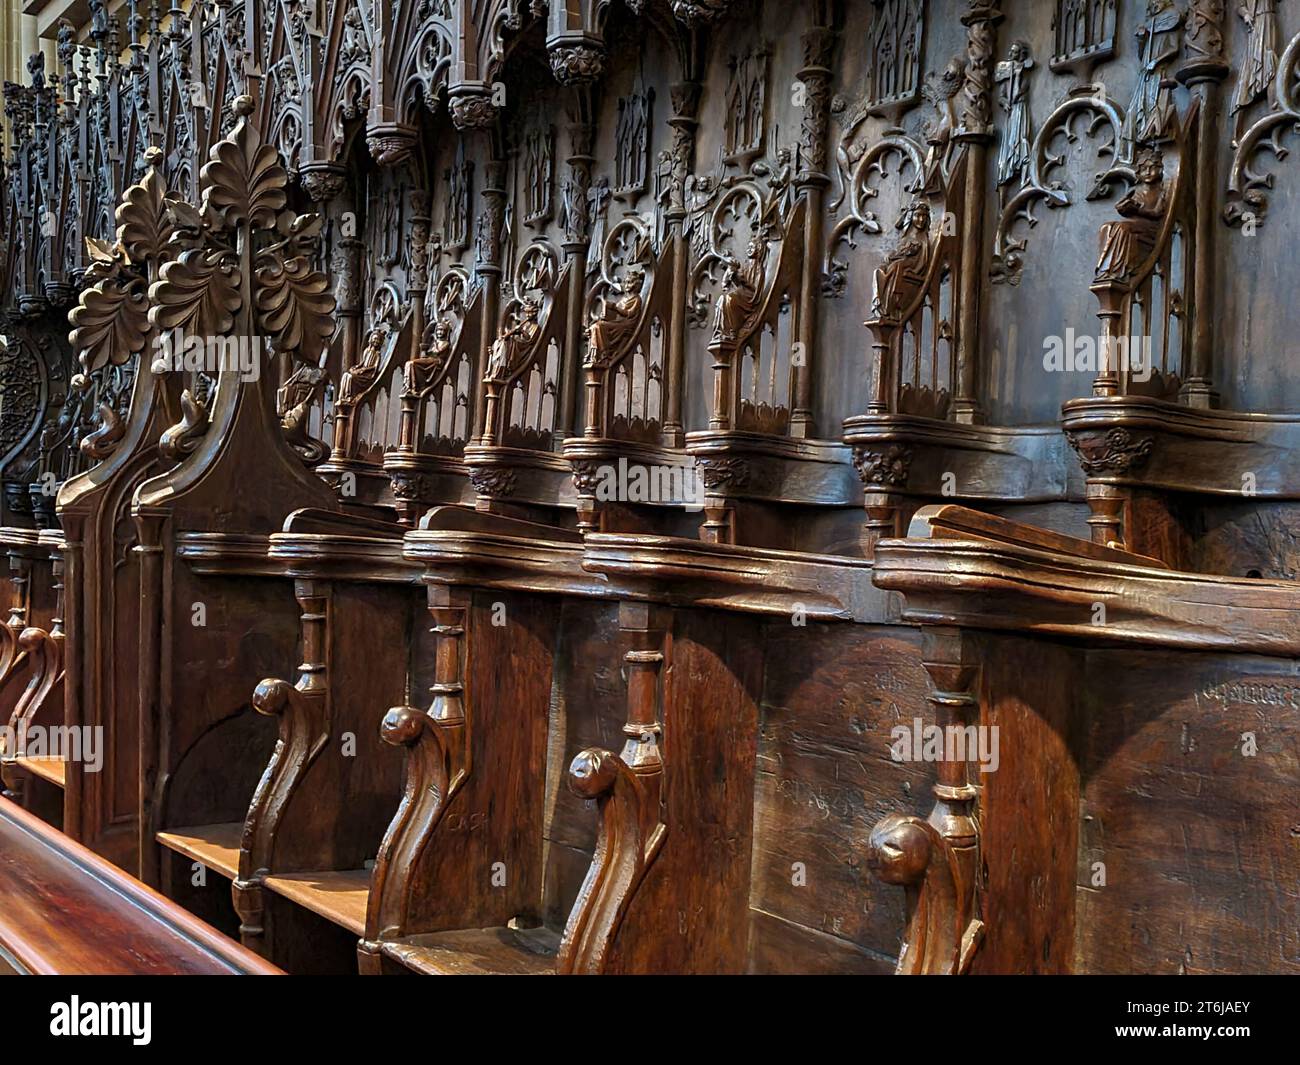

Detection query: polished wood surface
(0, 797), (280, 975)
(1, 0), (1297, 977)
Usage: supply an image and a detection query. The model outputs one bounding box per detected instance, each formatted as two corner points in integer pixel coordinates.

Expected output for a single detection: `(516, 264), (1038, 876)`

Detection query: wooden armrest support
(0, 796), (281, 974)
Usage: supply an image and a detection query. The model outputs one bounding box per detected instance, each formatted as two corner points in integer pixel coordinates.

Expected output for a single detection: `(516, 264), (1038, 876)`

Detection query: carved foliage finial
(69, 146), (175, 380)
(149, 98), (335, 367)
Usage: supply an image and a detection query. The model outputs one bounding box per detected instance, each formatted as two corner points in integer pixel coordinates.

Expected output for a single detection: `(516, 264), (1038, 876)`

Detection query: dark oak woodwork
(0, 795), (280, 974)
(1, 0), (1298, 978)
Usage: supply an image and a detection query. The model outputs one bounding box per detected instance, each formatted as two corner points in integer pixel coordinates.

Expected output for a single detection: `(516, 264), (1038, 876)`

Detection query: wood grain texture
(0, 797), (279, 974)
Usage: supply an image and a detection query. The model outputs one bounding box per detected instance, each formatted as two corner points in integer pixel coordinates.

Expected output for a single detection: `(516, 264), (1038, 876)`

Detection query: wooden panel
(973, 633), (1082, 975)
(542, 598), (626, 929)
(1075, 649), (1300, 975)
(750, 622), (931, 965)
(269, 581), (416, 873)
(401, 589), (552, 931)
(606, 608), (762, 974)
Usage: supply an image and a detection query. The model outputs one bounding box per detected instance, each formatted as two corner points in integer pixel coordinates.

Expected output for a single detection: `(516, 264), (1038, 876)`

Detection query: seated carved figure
(277, 363), (329, 464)
(339, 328), (386, 405)
(277, 363), (323, 427)
(404, 317), (452, 396)
(486, 297), (542, 383)
(872, 200), (932, 321)
(586, 264), (646, 368)
(1095, 147), (1168, 285)
(708, 238), (767, 356)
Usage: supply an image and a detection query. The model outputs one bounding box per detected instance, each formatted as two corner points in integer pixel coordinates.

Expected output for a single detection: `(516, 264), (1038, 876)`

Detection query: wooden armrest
(418, 505), (583, 543)
(0, 798), (280, 975)
(280, 507), (407, 538)
(902, 505), (1167, 568)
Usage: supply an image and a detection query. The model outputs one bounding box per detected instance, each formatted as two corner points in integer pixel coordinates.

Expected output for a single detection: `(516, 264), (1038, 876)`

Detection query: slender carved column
(559, 91), (596, 446)
(358, 585), (469, 973)
(1089, 285), (1124, 398)
(791, 20), (835, 438)
(864, 319), (899, 415)
(558, 603), (667, 975)
(474, 156), (507, 443)
(868, 627), (984, 975)
(1177, 0), (1229, 408)
(329, 232), (365, 459)
(663, 80), (701, 448)
(233, 581), (331, 956)
(951, 1), (1003, 425)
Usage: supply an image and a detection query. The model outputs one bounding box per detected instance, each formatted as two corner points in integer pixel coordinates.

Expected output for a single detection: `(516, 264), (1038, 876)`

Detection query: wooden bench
(0, 796), (280, 975)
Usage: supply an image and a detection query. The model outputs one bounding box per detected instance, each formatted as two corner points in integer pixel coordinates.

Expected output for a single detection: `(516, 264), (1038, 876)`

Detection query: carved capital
(365, 125), (419, 168)
(852, 443), (914, 489)
(449, 89), (500, 131)
(670, 0), (734, 25)
(468, 466), (518, 498)
(299, 162), (347, 202)
(549, 44), (605, 85)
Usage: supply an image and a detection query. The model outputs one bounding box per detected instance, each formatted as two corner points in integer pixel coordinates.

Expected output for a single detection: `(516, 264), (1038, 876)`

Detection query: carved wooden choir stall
(0, 0), (1297, 974)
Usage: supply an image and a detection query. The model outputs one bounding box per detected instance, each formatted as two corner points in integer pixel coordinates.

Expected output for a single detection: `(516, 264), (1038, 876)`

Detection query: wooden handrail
(0, 797), (281, 975)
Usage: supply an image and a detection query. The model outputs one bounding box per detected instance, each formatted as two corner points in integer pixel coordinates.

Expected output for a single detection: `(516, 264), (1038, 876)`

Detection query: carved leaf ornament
(148, 96), (337, 366)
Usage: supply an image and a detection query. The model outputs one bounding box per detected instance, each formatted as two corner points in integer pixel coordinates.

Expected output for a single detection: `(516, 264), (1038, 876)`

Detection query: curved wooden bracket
(235, 586), (330, 948)
(362, 601), (469, 961)
(556, 743), (666, 975)
(558, 636), (667, 975)
(231, 675), (329, 950)
(0, 616), (30, 695)
(0, 624), (65, 802)
(868, 812), (983, 975)
(360, 702), (467, 956)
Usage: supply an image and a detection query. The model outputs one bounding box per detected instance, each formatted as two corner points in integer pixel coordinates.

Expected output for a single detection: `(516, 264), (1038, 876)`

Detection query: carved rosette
(549, 44), (605, 85)
(390, 471), (432, 501)
(570, 460), (603, 495)
(1066, 428), (1155, 475)
(852, 443), (914, 489)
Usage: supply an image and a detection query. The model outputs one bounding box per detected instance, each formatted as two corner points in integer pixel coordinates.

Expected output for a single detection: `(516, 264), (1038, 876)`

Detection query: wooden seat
(381, 926), (560, 977)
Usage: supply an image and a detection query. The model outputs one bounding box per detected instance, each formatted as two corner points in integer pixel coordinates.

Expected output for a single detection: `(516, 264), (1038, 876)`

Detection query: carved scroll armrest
(361, 704), (467, 956)
(0, 616), (30, 691)
(868, 629), (983, 975)
(232, 675), (329, 947)
(4, 625), (63, 738)
(556, 744), (666, 975)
